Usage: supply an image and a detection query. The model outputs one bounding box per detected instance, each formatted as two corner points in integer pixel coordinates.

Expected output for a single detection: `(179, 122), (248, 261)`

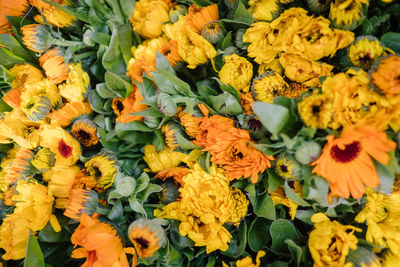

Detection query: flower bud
(276, 154), (302, 179)
(201, 20), (225, 45)
(157, 93), (177, 117)
(32, 148), (55, 172)
(295, 141), (321, 165)
(22, 95), (51, 121)
(158, 180), (179, 205)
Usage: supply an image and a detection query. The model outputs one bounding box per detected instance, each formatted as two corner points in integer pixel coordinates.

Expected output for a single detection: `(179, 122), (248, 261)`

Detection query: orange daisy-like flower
(113, 87), (148, 123)
(311, 125), (396, 199)
(126, 57), (156, 83)
(71, 213), (136, 267)
(39, 48), (68, 84)
(155, 167), (190, 186)
(193, 115), (235, 148)
(158, 40), (181, 67)
(0, 0), (28, 34)
(185, 4), (219, 33)
(49, 101), (92, 127)
(371, 55), (400, 97)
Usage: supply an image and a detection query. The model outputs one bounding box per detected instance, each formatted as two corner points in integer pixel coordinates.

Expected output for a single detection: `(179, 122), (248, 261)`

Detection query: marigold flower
(239, 92), (255, 114)
(2, 88), (22, 109)
(64, 188), (98, 220)
(21, 95), (52, 121)
(298, 93), (333, 129)
(311, 125), (396, 199)
(21, 24), (53, 53)
(349, 36), (384, 69)
(309, 213), (360, 267)
(71, 119), (99, 147)
(143, 144), (188, 173)
(49, 101), (92, 127)
(22, 78), (61, 108)
(223, 250), (266, 267)
(58, 62), (90, 102)
(355, 188), (400, 254)
(329, 0), (369, 30)
(3, 147), (34, 185)
(13, 180), (60, 232)
(39, 48), (68, 84)
(185, 4), (219, 33)
(158, 40), (181, 67)
(130, 0), (171, 39)
(155, 167), (190, 186)
(275, 155), (301, 179)
(71, 213), (136, 267)
(243, 22), (276, 64)
(158, 180), (179, 204)
(32, 148), (55, 172)
(271, 181), (302, 220)
(248, 0), (280, 21)
(371, 55), (400, 97)
(31, 0), (75, 27)
(252, 72), (288, 103)
(0, 214), (30, 260)
(175, 109), (202, 138)
(114, 87), (148, 123)
(85, 153), (117, 190)
(258, 58), (284, 75)
(219, 54), (253, 93)
(9, 63), (44, 90)
(227, 187), (249, 225)
(0, 0), (28, 33)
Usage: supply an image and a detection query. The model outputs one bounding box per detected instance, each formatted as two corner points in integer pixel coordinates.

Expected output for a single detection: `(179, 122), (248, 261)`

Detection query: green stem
(53, 39), (83, 47)
(74, 51), (96, 61)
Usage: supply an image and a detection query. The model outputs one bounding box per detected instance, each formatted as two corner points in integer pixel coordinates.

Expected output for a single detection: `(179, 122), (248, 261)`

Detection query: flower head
(9, 63), (43, 90)
(249, 0), (280, 21)
(3, 147), (34, 185)
(349, 36), (384, 69)
(22, 78), (61, 108)
(64, 189), (98, 220)
(219, 54), (253, 93)
(175, 108), (201, 138)
(113, 87), (147, 123)
(226, 187), (249, 225)
(185, 4), (219, 33)
(329, 0), (369, 30)
(252, 72), (288, 103)
(371, 55), (400, 97)
(275, 154), (301, 179)
(71, 119), (99, 147)
(298, 93), (333, 129)
(31, 0), (75, 27)
(39, 48), (68, 84)
(21, 95), (52, 121)
(0, 0), (28, 33)
(58, 62), (90, 102)
(161, 123), (180, 150)
(0, 214), (30, 260)
(201, 20), (225, 44)
(85, 153), (117, 190)
(143, 144), (188, 173)
(49, 101), (92, 127)
(21, 24), (53, 53)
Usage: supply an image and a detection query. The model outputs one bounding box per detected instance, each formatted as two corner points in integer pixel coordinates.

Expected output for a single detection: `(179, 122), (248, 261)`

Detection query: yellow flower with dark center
(85, 153), (117, 190)
(39, 48), (68, 84)
(252, 72), (288, 103)
(0, 214), (30, 260)
(271, 181), (302, 220)
(31, 148), (55, 172)
(64, 188), (97, 220)
(349, 36), (384, 69)
(130, 0), (170, 39)
(4, 147), (34, 185)
(223, 250), (266, 267)
(161, 124), (179, 150)
(298, 93), (333, 129)
(371, 55), (400, 97)
(143, 144), (189, 173)
(128, 218), (165, 258)
(201, 20), (225, 44)
(219, 54), (253, 93)
(58, 62), (90, 102)
(71, 119), (99, 147)
(21, 95), (51, 121)
(22, 78), (61, 108)
(275, 155), (301, 179)
(49, 101), (92, 127)
(31, 0), (75, 27)
(279, 53), (333, 87)
(39, 125), (82, 167)
(227, 187), (249, 225)
(21, 24), (53, 53)
(248, 0), (280, 21)
(12, 179), (60, 232)
(329, 0), (369, 30)
(9, 63), (43, 89)
(355, 188), (400, 254)
(309, 213), (361, 267)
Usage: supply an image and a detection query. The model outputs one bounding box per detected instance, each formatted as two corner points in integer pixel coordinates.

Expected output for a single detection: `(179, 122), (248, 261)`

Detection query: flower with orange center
(64, 188), (98, 220)
(71, 213), (136, 267)
(49, 101), (92, 127)
(114, 87), (148, 123)
(185, 4), (219, 33)
(371, 55), (400, 97)
(0, 0), (28, 33)
(311, 125), (396, 199)
(39, 48), (68, 84)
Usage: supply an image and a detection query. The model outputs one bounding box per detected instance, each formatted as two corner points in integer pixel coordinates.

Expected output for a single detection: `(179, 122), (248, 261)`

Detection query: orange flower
(64, 188), (96, 220)
(39, 48), (68, 84)
(155, 167), (190, 186)
(185, 4), (219, 33)
(371, 55), (400, 97)
(193, 115), (235, 148)
(239, 92), (255, 114)
(49, 101), (92, 127)
(2, 88), (22, 109)
(312, 125), (396, 199)
(114, 87), (148, 123)
(0, 0), (28, 33)
(126, 57), (156, 83)
(4, 148), (34, 185)
(158, 40), (181, 67)
(175, 108), (201, 138)
(71, 213), (136, 267)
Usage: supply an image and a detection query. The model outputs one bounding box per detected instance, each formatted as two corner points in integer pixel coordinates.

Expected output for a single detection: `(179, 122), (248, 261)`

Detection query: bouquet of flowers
(0, 0), (400, 266)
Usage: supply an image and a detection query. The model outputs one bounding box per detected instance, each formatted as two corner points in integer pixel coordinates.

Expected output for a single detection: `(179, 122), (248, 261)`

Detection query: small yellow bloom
(9, 63), (43, 89)
(58, 62), (90, 102)
(270, 181), (302, 220)
(31, 0), (75, 27)
(0, 214), (30, 260)
(249, 0), (280, 21)
(252, 72), (288, 103)
(227, 187), (249, 225)
(329, 0), (369, 30)
(349, 36), (384, 69)
(85, 153), (117, 190)
(243, 22), (276, 64)
(298, 93), (333, 129)
(219, 54), (253, 93)
(143, 144), (188, 173)
(71, 119), (99, 147)
(31, 147), (55, 172)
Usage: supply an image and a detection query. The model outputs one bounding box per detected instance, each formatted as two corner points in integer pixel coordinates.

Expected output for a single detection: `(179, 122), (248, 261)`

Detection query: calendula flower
(311, 125), (396, 199)
(49, 101), (92, 127)
(71, 119), (99, 147)
(371, 55), (400, 97)
(22, 78), (61, 108)
(252, 72), (288, 103)
(158, 40), (181, 67)
(58, 62), (90, 102)
(219, 54), (253, 93)
(298, 93), (333, 129)
(258, 58), (284, 75)
(248, 0), (280, 21)
(240, 92), (255, 114)
(185, 4), (219, 33)
(130, 0), (170, 39)
(143, 144), (188, 173)
(85, 153), (117, 190)
(13, 180), (60, 232)
(39, 125), (82, 166)
(2, 88), (23, 109)
(275, 155), (301, 179)
(21, 24), (53, 53)
(0, 214), (30, 260)
(243, 22), (276, 64)
(279, 53), (333, 87)
(31, 148), (55, 172)
(39, 48), (68, 84)
(64, 189), (98, 220)
(0, 0), (28, 33)
(161, 124), (179, 150)
(21, 95), (52, 121)
(227, 187), (249, 225)
(31, 0), (75, 27)
(201, 20), (225, 44)
(285, 82), (309, 98)
(193, 115), (235, 148)
(71, 213), (136, 267)
(355, 188), (400, 254)
(329, 0), (369, 30)
(309, 213), (361, 267)
(126, 57), (156, 83)
(3, 147), (34, 185)
(128, 218), (165, 258)
(349, 36), (384, 69)
(223, 250), (266, 267)
(271, 181), (302, 220)
(9, 63), (43, 90)
(175, 109), (201, 138)
(114, 87), (148, 123)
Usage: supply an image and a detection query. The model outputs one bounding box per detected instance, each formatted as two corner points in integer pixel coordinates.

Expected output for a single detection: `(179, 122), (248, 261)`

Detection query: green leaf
(304, 176), (330, 206)
(0, 34), (36, 63)
(151, 69), (195, 97)
(115, 175), (136, 197)
(294, 210), (315, 225)
(376, 160), (395, 194)
(174, 131), (200, 150)
(267, 169), (284, 192)
(248, 217), (270, 252)
(0, 98), (12, 112)
(42, 0), (90, 22)
(253, 102), (290, 136)
(102, 21), (127, 74)
(382, 32), (400, 53)
(285, 239), (303, 266)
(284, 181), (310, 207)
(209, 92), (243, 116)
(0, 48), (27, 68)
(212, 77), (239, 99)
(192, 0), (213, 7)
(156, 51), (175, 74)
(170, 221), (195, 248)
(221, 31), (232, 50)
(105, 71), (133, 98)
(88, 89), (113, 114)
(119, 0), (135, 19)
(39, 223), (69, 243)
(105, 0), (124, 22)
(107, 200), (124, 223)
(117, 24), (133, 64)
(232, 2), (253, 25)
(136, 183), (162, 202)
(96, 83), (119, 99)
(135, 172), (150, 193)
(222, 221), (247, 258)
(129, 196), (147, 216)
(115, 121), (153, 135)
(24, 233), (45, 267)
(270, 219), (301, 251)
(252, 193), (276, 220)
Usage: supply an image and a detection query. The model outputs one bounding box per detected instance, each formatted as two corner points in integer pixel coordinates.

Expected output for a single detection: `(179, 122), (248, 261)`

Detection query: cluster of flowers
(0, 0), (400, 266)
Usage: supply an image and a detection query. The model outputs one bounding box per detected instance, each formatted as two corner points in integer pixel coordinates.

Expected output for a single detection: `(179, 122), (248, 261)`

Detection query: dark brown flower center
(330, 141), (361, 163)
(134, 237), (150, 249)
(58, 139), (73, 158)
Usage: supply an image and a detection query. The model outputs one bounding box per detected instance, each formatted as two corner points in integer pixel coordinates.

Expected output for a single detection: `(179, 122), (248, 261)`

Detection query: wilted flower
(219, 54), (253, 93)
(31, 0), (75, 27)
(143, 144), (188, 173)
(371, 55), (400, 97)
(39, 48), (68, 85)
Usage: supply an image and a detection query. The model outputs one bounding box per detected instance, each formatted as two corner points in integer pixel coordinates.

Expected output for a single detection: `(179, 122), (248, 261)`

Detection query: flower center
(134, 237), (150, 249)
(58, 139), (73, 158)
(330, 141), (361, 163)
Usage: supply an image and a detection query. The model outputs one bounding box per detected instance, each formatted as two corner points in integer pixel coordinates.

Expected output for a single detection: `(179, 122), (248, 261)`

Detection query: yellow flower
(382, 253), (400, 267)
(161, 124), (179, 150)
(85, 153), (117, 190)
(279, 53), (333, 87)
(31, 0), (75, 27)
(22, 78), (61, 108)
(219, 54), (253, 93)
(248, 0), (280, 21)
(58, 62), (90, 102)
(21, 95), (52, 121)
(39, 48), (68, 84)
(298, 93), (333, 129)
(64, 188), (97, 220)
(130, 0), (170, 39)
(0, 214), (30, 260)
(243, 22), (276, 64)
(49, 101), (92, 127)
(185, 4), (219, 34)
(275, 155), (301, 179)
(31, 148), (55, 172)
(329, 0), (369, 30)
(12, 180), (60, 232)
(258, 58), (283, 75)
(349, 36), (384, 69)
(9, 63), (43, 89)
(143, 144), (188, 173)
(371, 55), (400, 97)
(252, 72), (288, 103)
(355, 188), (400, 254)
(20, 24), (53, 53)
(71, 119), (99, 147)
(132, 35), (169, 63)
(223, 250), (266, 267)
(175, 108), (202, 138)
(226, 187), (249, 225)
(270, 181), (302, 220)
(309, 213), (361, 267)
